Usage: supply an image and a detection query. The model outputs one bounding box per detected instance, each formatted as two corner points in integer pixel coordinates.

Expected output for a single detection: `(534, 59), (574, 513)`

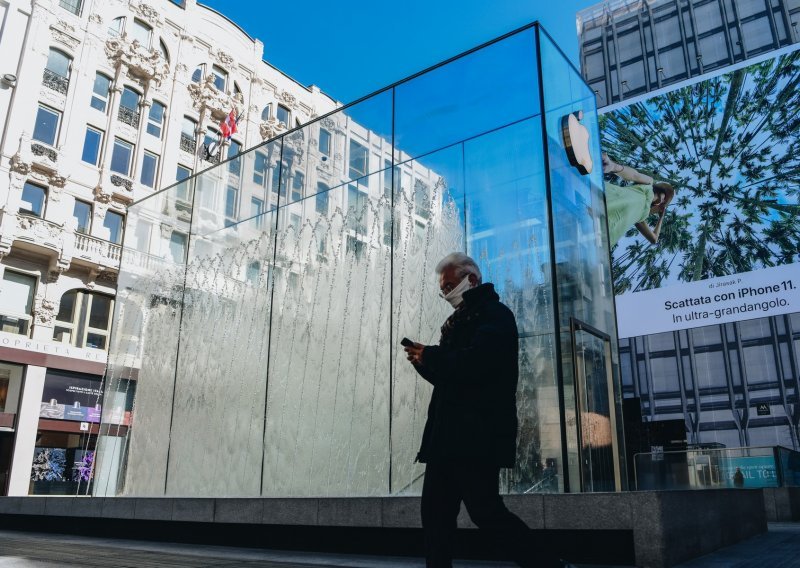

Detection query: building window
(169, 231), (187, 264)
(72, 200), (91, 234)
(108, 16), (124, 37)
(180, 117), (197, 153)
(90, 73), (111, 113)
(158, 40), (169, 64)
(53, 290), (114, 350)
(131, 19), (152, 48)
(316, 183), (329, 215)
(319, 128), (331, 156)
(349, 139), (368, 185)
(43, 49), (71, 95)
(253, 151), (268, 186)
(175, 165), (192, 201)
(246, 261), (260, 285)
(211, 65), (227, 91)
(291, 172), (304, 201)
(33, 105), (60, 146)
(271, 165), (285, 198)
(261, 104), (271, 121)
(225, 185), (238, 221)
(103, 210), (124, 244)
(251, 197), (263, 219)
(20, 182), (46, 217)
(140, 151), (159, 188)
(203, 129), (220, 162)
(81, 126), (103, 166)
(118, 87), (141, 128)
(58, 0), (82, 15)
(191, 65), (204, 83)
(347, 184), (367, 233)
(276, 105), (290, 126)
(0, 271), (36, 336)
(110, 138), (133, 176)
(147, 101), (165, 138)
(176, 164), (191, 182)
(228, 140), (241, 175)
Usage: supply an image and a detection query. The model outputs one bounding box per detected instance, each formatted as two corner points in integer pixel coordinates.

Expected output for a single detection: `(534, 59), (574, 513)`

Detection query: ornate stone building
(0, 0), (339, 495)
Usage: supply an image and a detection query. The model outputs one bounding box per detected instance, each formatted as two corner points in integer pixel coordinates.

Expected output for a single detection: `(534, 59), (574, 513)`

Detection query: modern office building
(579, 0), (800, 480)
(578, 0), (800, 106)
(93, 24), (627, 498)
(0, 0), (340, 496)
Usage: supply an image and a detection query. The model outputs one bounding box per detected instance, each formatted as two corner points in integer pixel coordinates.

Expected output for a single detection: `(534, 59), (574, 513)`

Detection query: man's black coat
(414, 283), (519, 467)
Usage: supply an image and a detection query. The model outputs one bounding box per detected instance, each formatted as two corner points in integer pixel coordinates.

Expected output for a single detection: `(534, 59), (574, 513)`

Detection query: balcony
(15, 214), (64, 253)
(42, 68), (69, 95)
(118, 105), (140, 128)
(73, 232), (122, 269)
(180, 133), (196, 154)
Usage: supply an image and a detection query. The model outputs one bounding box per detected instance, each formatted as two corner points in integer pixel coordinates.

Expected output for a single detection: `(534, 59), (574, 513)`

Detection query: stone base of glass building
(92, 23), (624, 499)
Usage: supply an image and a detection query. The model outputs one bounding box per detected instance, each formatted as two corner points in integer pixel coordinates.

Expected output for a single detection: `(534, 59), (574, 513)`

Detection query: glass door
(571, 319), (620, 492)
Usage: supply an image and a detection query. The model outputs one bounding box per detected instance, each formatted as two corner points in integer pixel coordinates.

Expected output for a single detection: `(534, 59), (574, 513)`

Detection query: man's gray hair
(435, 252), (482, 283)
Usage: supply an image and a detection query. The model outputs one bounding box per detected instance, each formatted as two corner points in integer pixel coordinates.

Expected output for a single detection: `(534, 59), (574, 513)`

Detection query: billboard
(601, 48), (800, 339)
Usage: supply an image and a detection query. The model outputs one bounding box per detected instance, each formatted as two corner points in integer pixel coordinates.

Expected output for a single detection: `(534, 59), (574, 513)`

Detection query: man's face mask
(441, 275), (472, 309)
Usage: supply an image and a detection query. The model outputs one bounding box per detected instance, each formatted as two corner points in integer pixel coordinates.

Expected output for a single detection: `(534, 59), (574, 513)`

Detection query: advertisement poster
(39, 371), (103, 423)
(602, 48), (800, 337)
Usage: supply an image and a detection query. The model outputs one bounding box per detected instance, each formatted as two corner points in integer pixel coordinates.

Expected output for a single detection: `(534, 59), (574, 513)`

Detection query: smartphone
(400, 337), (414, 347)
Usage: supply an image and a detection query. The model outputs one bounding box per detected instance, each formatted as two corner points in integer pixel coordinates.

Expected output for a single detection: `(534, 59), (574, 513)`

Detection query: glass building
(92, 24), (625, 498)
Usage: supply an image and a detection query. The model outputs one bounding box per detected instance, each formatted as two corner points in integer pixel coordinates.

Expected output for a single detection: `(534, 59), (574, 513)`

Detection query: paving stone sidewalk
(1, 524), (800, 567)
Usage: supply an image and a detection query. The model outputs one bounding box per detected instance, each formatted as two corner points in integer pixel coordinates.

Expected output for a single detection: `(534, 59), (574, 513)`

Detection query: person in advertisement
(602, 152), (674, 247)
(403, 253), (573, 568)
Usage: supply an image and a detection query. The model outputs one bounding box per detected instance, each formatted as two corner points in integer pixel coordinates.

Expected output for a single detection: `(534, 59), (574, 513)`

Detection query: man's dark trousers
(421, 460), (558, 568)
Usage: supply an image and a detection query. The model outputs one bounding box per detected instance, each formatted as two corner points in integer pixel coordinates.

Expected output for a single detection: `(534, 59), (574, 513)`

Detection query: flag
(220, 109), (238, 139)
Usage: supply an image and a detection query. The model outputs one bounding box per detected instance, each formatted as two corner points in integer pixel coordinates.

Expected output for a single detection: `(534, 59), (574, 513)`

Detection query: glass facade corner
(94, 25), (625, 497)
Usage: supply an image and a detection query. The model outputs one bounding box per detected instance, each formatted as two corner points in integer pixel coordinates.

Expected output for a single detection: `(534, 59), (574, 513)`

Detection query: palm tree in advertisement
(601, 50), (800, 295)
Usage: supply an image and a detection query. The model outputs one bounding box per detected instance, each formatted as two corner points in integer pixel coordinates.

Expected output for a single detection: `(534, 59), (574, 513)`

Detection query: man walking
(404, 252), (566, 568)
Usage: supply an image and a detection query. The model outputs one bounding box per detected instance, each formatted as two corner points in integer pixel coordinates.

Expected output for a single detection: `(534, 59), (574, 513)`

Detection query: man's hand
(404, 342), (425, 366)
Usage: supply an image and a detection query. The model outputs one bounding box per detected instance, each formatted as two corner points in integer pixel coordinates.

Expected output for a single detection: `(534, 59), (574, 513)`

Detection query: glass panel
(33, 106), (59, 145)
(91, 74), (111, 112)
(0, 271), (35, 316)
(46, 49), (70, 78)
(147, 102), (165, 138)
(73, 200), (91, 234)
(110, 139), (133, 176)
(120, 87), (140, 111)
(141, 152), (158, 188)
(276, 105), (290, 126)
(56, 290), (76, 322)
(131, 19), (151, 48)
(89, 295), (112, 330)
(103, 211), (124, 244)
(539, 29), (623, 491)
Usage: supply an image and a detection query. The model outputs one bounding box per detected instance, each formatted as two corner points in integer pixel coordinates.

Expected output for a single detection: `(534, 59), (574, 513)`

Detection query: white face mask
(441, 275), (473, 309)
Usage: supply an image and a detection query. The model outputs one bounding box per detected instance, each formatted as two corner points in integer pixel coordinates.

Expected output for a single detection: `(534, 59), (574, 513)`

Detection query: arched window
(233, 82), (242, 96)
(43, 48), (71, 95)
(90, 73), (112, 113)
(159, 40), (170, 64)
(118, 86), (141, 127)
(131, 19), (152, 48)
(191, 64), (204, 83)
(53, 290), (115, 350)
(147, 101), (166, 138)
(108, 16), (125, 37)
(261, 104), (271, 121)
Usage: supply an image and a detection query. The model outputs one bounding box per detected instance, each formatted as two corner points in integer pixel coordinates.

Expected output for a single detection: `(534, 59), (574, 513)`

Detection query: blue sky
(201, 0), (597, 104)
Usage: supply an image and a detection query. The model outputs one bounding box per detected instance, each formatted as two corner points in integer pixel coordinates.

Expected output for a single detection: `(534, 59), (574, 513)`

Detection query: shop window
(103, 210), (124, 244)
(147, 101), (166, 138)
(0, 362), (24, 431)
(276, 104), (290, 126)
(81, 126), (103, 166)
(0, 270), (36, 336)
(90, 73), (111, 113)
(58, 0), (82, 15)
(33, 105), (61, 146)
(141, 151), (159, 188)
(43, 48), (71, 95)
(53, 290), (114, 350)
(110, 138), (133, 176)
(20, 182), (47, 217)
(72, 200), (91, 234)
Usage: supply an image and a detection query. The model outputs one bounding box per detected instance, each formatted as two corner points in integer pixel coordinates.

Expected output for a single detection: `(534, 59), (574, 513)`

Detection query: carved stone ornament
(131, 2), (163, 27)
(49, 174), (68, 188)
(89, 13), (103, 25)
(259, 117), (286, 141)
(105, 36), (170, 85)
(277, 90), (298, 110)
(9, 154), (31, 176)
(214, 50), (235, 68)
(187, 75), (245, 122)
(50, 24), (80, 50)
(33, 297), (58, 327)
(16, 214), (64, 242)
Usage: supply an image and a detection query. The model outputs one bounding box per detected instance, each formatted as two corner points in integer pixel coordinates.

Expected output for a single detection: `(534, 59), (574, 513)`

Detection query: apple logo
(561, 110), (593, 176)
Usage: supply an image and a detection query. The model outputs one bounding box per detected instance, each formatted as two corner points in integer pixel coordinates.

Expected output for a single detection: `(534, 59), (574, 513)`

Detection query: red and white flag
(219, 109), (238, 139)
